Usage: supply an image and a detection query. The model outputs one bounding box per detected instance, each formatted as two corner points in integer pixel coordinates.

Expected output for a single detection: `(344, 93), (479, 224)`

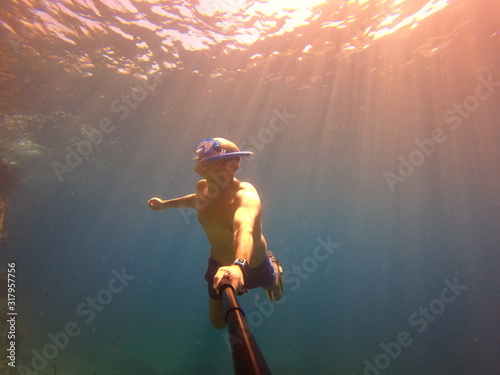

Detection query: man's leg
(264, 252), (284, 301)
(205, 257), (226, 328)
(209, 298), (226, 329)
(264, 260), (280, 291)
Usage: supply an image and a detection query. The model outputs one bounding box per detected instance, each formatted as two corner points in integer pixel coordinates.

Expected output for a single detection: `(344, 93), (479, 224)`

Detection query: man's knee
(209, 298), (226, 329)
(211, 315), (226, 329)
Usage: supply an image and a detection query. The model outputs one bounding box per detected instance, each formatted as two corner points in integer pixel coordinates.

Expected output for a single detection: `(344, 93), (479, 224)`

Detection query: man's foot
(266, 251), (284, 301)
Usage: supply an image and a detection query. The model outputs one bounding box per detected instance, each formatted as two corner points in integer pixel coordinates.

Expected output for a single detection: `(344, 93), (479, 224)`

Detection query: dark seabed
(1, 0), (499, 374)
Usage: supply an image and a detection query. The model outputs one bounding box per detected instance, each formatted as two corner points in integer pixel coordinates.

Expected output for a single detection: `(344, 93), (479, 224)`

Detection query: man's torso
(196, 179), (267, 266)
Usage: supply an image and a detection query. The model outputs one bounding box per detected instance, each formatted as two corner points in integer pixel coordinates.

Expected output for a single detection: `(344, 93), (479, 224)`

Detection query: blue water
(1, 0), (499, 374)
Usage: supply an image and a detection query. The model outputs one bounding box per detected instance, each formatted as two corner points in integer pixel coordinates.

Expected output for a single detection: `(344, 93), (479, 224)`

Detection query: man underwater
(148, 138), (283, 329)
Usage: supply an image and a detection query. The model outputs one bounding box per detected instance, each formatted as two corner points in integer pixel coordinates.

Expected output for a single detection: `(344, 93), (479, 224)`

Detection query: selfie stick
(220, 284), (272, 375)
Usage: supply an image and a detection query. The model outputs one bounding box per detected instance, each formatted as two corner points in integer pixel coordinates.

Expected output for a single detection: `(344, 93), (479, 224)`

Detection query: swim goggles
(194, 139), (253, 162)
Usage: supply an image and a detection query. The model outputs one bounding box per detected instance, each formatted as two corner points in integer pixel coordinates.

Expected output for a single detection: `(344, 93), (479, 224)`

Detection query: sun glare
(194, 0), (328, 46)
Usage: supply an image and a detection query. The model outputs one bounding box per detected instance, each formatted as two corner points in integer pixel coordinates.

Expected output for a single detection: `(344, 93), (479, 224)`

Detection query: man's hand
(213, 265), (245, 296)
(148, 197), (165, 210)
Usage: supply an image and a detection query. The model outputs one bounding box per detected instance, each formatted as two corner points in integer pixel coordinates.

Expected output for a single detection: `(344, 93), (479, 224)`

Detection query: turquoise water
(1, 1), (499, 374)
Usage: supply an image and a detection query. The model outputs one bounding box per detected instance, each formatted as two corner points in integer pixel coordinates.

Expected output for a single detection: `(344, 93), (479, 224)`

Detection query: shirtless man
(148, 138), (283, 329)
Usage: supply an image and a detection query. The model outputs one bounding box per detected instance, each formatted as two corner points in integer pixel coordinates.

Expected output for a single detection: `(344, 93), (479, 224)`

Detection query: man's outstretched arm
(213, 189), (261, 294)
(148, 194), (195, 210)
(232, 189), (261, 263)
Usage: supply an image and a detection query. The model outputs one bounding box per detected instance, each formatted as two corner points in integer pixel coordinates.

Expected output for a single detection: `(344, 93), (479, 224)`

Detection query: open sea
(1, 0), (499, 374)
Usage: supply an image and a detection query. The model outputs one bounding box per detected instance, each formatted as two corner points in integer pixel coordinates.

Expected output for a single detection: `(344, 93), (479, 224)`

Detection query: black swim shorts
(204, 253), (277, 300)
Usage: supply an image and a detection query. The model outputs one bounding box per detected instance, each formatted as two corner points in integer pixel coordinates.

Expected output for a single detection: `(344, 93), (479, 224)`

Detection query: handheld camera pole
(220, 284), (272, 375)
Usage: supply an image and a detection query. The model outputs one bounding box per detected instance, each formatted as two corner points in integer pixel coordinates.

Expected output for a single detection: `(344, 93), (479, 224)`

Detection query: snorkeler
(148, 138), (283, 329)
